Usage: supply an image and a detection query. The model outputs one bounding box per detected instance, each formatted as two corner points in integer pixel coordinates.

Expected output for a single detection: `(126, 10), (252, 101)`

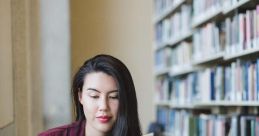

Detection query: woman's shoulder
(38, 119), (86, 136)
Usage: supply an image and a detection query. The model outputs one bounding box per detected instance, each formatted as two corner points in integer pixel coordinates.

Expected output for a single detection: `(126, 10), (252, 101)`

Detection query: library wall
(0, 0), (43, 135)
(0, 0), (14, 129)
(70, 0), (155, 132)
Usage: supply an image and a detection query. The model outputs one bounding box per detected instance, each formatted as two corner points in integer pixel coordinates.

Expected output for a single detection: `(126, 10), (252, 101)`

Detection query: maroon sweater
(38, 120), (85, 136)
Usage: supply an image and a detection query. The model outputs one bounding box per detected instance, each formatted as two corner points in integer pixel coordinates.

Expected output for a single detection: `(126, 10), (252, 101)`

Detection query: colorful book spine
(161, 111), (259, 136)
(155, 47), (171, 71)
(225, 7), (259, 55)
(155, 76), (170, 102)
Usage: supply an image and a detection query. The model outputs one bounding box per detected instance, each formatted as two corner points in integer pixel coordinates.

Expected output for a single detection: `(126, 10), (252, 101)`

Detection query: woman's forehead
(83, 72), (118, 93)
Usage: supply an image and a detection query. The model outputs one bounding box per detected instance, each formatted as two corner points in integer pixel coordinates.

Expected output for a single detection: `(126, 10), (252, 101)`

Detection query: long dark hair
(71, 54), (142, 136)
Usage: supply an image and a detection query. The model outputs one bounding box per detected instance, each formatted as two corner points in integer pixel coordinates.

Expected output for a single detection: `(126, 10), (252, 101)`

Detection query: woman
(39, 54), (142, 136)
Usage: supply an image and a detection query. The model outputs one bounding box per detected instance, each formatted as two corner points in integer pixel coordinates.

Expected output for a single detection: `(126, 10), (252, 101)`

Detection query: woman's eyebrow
(87, 88), (100, 93)
(87, 88), (118, 93)
(108, 90), (118, 93)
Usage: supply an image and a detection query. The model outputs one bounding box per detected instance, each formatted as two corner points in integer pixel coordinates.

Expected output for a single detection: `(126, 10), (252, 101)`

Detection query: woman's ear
(78, 90), (83, 104)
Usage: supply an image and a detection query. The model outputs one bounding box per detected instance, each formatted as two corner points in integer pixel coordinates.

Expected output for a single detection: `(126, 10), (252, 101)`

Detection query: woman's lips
(97, 116), (111, 123)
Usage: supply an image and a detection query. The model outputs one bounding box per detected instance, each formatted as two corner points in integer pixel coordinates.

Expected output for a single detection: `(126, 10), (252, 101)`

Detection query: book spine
(257, 5), (259, 47)
(246, 10), (252, 49)
(239, 14), (245, 51)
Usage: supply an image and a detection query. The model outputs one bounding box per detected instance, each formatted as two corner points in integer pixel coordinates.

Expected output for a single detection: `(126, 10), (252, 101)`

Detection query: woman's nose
(98, 96), (108, 111)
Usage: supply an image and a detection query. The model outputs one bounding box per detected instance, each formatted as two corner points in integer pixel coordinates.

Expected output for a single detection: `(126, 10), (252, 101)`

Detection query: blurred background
(0, 0), (155, 135)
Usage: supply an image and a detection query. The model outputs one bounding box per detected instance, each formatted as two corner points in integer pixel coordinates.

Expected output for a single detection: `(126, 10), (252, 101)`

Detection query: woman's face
(79, 72), (119, 134)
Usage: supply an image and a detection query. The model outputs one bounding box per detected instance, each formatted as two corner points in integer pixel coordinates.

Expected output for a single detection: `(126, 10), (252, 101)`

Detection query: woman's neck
(85, 124), (107, 136)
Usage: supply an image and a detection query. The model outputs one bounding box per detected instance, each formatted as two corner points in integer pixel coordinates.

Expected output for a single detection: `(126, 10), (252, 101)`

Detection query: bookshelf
(224, 46), (259, 60)
(191, 7), (222, 28)
(192, 52), (224, 65)
(153, 41), (169, 52)
(168, 30), (192, 48)
(153, 0), (259, 135)
(153, 0), (186, 24)
(193, 101), (259, 107)
(223, 0), (252, 14)
(157, 101), (259, 108)
(154, 67), (170, 76)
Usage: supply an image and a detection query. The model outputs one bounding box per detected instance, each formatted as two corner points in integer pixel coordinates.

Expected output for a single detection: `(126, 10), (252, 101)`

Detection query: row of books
(201, 59), (259, 102)
(155, 4), (192, 47)
(225, 6), (259, 55)
(171, 73), (197, 104)
(193, 22), (224, 61)
(155, 4), (259, 71)
(155, 58), (259, 103)
(154, 0), (174, 16)
(224, 59), (259, 101)
(171, 42), (192, 71)
(155, 0), (259, 51)
(155, 76), (171, 102)
(157, 108), (259, 136)
(154, 0), (252, 18)
(155, 42), (192, 74)
(155, 47), (171, 72)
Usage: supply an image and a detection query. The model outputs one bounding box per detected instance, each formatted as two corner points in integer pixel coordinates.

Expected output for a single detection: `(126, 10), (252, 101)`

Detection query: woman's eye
(90, 95), (99, 99)
(109, 95), (118, 99)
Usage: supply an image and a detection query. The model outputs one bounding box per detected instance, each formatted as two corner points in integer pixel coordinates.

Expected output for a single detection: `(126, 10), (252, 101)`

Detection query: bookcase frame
(153, 0), (259, 135)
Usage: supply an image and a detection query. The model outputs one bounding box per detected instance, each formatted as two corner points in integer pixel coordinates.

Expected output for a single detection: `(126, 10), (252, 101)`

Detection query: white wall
(40, 0), (72, 129)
